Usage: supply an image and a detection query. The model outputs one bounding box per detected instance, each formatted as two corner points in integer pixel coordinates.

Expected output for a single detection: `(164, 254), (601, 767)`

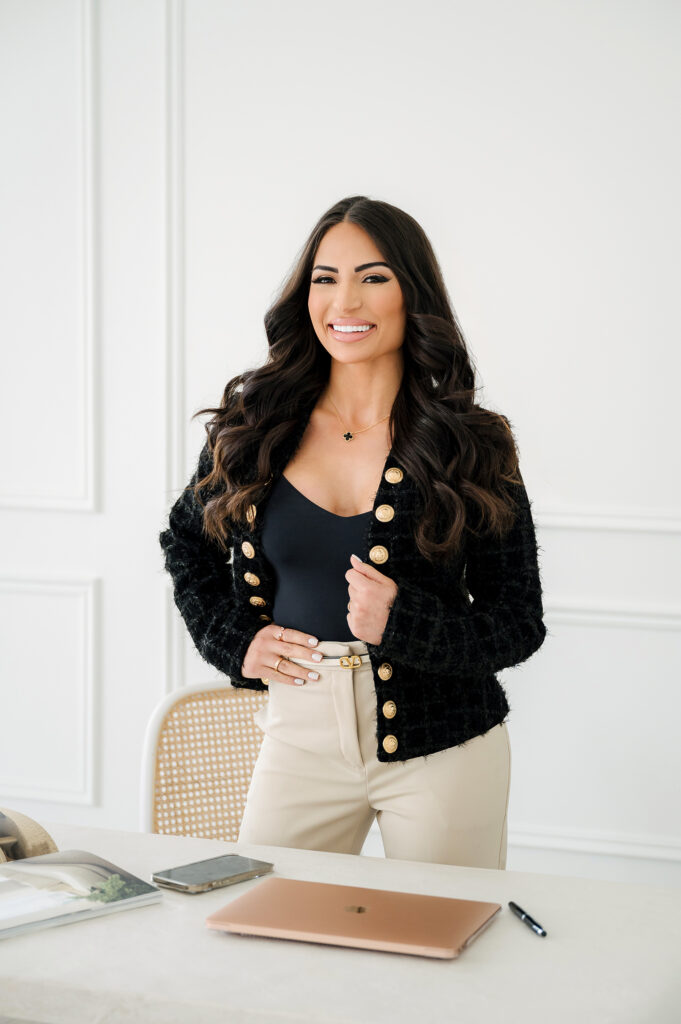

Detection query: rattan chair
(140, 681), (269, 841)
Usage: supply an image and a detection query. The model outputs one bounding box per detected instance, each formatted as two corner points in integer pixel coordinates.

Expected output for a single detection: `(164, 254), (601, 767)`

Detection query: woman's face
(307, 221), (406, 364)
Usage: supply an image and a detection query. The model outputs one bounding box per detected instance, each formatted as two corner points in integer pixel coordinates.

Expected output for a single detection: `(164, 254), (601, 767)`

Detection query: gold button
(241, 541), (255, 559)
(259, 614), (272, 621)
(249, 595), (267, 607)
(382, 734), (398, 754)
(246, 503), (257, 524)
(369, 545), (389, 564)
(244, 572), (260, 586)
(382, 700), (397, 719)
(384, 467), (403, 484)
(378, 662), (393, 681)
(375, 504), (395, 523)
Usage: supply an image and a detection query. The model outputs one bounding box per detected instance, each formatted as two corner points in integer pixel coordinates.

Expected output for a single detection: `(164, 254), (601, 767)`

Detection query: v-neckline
(260, 397), (400, 522)
(280, 472), (374, 520)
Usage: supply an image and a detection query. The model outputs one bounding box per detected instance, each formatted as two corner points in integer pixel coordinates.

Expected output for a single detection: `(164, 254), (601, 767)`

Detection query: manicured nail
(311, 652), (323, 662)
(307, 636), (318, 646)
(294, 678), (305, 686)
(308, 671), (319, 680)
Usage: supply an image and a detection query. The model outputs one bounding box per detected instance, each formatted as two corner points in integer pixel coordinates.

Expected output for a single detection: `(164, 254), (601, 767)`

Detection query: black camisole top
(260, 473), (373, 641)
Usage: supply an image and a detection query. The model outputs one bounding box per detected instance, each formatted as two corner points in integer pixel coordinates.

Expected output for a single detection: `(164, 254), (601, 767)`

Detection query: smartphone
(151, 854), (274, 894)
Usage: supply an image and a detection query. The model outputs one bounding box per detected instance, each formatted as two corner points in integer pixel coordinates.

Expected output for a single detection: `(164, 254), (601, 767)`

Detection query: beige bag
(0, 806), (58, 862)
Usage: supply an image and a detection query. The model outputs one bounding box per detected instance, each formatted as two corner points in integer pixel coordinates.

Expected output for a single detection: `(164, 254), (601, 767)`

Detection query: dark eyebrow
(311, 261), (392, 274)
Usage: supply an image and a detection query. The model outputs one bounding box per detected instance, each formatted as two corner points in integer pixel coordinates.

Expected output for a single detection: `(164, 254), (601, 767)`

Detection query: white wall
(1, 0), (679, 887)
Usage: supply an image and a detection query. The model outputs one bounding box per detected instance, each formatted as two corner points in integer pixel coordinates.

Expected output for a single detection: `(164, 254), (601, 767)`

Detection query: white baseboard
(360, 821), (681, 888)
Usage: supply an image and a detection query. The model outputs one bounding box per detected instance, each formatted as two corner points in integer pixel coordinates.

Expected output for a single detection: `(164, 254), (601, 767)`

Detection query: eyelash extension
(311, 275), (388, 284)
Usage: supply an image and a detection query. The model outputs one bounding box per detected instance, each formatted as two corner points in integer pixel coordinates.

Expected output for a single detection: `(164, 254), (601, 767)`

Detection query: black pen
(508, 901), (547, 936)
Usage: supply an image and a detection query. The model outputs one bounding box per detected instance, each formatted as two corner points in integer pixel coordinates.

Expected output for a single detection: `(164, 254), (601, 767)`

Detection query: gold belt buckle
(340, 655), (362, 669)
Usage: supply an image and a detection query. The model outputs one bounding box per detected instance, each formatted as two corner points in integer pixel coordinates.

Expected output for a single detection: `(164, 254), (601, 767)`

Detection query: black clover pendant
(343, 431), (354, 441)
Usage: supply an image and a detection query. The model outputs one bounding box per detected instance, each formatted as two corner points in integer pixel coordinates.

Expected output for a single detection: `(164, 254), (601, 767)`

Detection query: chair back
(140, 682), (269, 841)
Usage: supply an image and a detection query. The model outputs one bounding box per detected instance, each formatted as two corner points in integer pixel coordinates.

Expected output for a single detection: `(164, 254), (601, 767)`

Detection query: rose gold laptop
(205, 877), (501, 959)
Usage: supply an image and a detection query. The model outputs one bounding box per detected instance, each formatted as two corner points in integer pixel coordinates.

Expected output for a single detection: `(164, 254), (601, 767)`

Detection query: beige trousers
(238, 640), (511, 868)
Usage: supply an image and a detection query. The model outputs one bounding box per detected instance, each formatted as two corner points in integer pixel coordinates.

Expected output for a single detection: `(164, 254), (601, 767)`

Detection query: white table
(1, 823), (680, 1024)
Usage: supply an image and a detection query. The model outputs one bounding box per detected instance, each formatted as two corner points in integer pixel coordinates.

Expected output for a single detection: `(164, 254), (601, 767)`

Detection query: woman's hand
(240, 624), (323, 686)
(345, 553), (398, 646)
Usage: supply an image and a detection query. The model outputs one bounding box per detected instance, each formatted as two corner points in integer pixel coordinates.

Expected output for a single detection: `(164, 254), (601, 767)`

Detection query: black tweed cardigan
(159, 401), (547, 762)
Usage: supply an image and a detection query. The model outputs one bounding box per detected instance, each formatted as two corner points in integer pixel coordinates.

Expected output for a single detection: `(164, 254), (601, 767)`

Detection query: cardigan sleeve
(367, 475), (547, 678)
(158, 440), (265, 688)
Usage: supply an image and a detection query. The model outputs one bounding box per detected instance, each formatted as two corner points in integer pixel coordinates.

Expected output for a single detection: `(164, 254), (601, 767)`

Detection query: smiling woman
(186, 199), (526, 561)
(309, 228), (406, 366)
(158, 194), (546, 870)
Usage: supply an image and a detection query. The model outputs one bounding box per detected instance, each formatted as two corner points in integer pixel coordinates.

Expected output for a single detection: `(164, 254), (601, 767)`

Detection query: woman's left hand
(345, 553), (398, 646)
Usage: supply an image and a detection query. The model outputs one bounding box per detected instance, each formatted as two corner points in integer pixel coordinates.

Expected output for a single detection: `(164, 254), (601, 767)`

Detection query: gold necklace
(326, 395), (391, 441)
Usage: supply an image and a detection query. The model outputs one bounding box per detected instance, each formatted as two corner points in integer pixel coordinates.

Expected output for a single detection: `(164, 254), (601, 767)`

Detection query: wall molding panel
(0, 576), (99, 805)
(535, 506), (681, 533)
(158, 0), (187, 700)
(164, 0), (187, 501)
(0, 0), (98, 512)
(544, 600), (681, 632)
(510, 823), (681, 863)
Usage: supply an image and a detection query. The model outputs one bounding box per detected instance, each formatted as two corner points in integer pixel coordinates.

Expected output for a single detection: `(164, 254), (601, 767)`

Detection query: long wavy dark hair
(191, 195), (523, 564)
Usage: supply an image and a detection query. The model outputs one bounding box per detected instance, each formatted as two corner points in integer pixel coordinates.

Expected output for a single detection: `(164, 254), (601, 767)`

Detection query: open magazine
(0, 848), (162, 939)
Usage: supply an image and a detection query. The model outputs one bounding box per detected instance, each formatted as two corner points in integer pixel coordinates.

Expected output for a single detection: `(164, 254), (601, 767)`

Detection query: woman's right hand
(240, 624), (323, 685)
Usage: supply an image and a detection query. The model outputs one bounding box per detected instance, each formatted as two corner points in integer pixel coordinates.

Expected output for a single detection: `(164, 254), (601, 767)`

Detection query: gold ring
(261, 677), (270, 684)
(273, 656), (283, 672)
